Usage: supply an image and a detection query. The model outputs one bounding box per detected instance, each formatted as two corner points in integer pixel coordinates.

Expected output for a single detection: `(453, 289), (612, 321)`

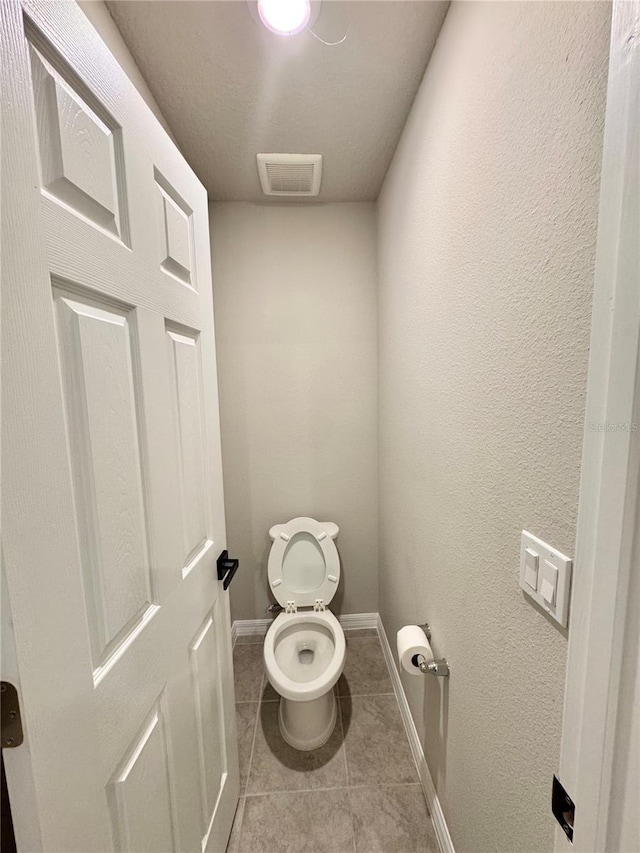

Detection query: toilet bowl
(264, 609), (345, 750)
(263, 517), (346, 751)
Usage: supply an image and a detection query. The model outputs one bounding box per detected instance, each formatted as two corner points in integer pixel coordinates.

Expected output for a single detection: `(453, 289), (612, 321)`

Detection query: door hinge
(552, 775), (575, 843)
(1, 683), (23, 748)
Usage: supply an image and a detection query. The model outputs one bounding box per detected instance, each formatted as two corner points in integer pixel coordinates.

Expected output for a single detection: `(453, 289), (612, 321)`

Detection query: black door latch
(217, 550), (239, 590)
(552, 775), (575, 842)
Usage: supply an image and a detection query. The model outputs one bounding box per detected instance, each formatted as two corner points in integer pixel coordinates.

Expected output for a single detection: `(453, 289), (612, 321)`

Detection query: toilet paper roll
(397, 625), (433, 675)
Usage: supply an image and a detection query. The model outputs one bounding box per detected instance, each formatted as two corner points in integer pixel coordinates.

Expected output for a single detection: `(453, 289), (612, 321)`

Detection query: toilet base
(278, 691), (337, 751)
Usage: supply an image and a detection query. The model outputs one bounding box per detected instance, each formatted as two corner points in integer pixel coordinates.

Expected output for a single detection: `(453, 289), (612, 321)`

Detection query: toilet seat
(268, 517), (340, 610)
(263, 610), (346, 702)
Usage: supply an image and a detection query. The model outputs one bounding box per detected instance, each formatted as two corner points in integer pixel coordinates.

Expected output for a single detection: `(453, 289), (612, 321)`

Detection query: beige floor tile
(233, 644), (264, 702)
(235, 633), (267, 645)
(246, 699), (348, 794)
(349, 784), (436, 852)
(341, 695), (418, 786)
(237, 790), (355, 853)
(338, 638), (393, 697)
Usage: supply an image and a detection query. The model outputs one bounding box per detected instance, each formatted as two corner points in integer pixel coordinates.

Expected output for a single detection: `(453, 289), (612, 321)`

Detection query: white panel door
(0, 2), (239, 851)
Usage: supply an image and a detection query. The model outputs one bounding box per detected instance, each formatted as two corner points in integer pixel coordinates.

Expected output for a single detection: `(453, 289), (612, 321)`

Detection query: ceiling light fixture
(257, 0), (311, 36)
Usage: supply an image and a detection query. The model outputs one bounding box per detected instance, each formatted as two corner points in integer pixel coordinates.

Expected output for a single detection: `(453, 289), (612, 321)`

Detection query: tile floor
(228, 628), (437, 853)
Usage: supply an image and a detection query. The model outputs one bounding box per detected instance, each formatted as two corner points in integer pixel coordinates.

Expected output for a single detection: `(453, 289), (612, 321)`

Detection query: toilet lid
(267, 517), (340, 608)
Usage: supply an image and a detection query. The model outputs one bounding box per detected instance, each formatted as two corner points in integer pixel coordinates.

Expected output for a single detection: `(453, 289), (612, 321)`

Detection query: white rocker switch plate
(524, 547), (539, 591)
(519, 531), (572, 628)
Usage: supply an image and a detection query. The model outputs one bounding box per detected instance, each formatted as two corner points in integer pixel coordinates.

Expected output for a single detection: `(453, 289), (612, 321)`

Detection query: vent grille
(257, 154), (322, 197)
(265, 163), (315, 193)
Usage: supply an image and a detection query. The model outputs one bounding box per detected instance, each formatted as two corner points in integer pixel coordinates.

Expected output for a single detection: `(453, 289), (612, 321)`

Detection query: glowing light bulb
(258, 0), (311, 35)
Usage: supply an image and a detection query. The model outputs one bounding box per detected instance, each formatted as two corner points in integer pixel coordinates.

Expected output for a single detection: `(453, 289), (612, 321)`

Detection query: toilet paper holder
(414, 623), (450, 678)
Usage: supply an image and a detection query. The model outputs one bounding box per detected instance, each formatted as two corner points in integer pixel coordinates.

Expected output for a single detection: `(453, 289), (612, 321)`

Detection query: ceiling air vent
(257, 154), (322, 197)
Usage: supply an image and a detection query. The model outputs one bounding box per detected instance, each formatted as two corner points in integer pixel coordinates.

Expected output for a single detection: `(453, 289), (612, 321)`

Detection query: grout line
(339, 696), (358, 853)
(337, 704), (359, 853)
(236, 698), (278, 705)
(348, 791), (358, 853)
(242, 673), (263, 800)
(337, 694), (351, 788)
(336, 691), (395, 698)
(241, 781), (423, 799)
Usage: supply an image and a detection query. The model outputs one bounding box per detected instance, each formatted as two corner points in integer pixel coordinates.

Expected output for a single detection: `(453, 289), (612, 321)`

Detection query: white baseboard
(231, 617), (272, 647)
(376, 614), (455, 853)
(231, 612), (379, 647)
(338, 612), (378, 630)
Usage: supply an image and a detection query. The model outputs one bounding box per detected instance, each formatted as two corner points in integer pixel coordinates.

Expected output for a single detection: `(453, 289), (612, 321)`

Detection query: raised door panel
(155, 170), (194, 287)
(54, 285), (154, 671)
(165, 324), (210, 573)
(28, 39), (127, 241)
(107, 696), (177, 853)
(190, 603), (227, 844)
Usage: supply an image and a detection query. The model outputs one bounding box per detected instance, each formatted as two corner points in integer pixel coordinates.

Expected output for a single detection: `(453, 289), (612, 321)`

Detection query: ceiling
(106, 0), (449, 202)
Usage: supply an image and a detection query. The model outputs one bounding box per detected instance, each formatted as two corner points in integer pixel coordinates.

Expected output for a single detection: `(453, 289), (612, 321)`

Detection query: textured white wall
(210, 202), (378, 623)
(377, 3), (610, 852)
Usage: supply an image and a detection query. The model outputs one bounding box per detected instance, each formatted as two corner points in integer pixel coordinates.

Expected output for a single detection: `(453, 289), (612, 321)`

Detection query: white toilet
(263, 517), (346, 751)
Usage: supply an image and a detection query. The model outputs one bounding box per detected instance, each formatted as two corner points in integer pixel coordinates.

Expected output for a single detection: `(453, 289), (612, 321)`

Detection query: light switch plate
(524, 547), (539, 590)
(519, 531), (572, 627)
